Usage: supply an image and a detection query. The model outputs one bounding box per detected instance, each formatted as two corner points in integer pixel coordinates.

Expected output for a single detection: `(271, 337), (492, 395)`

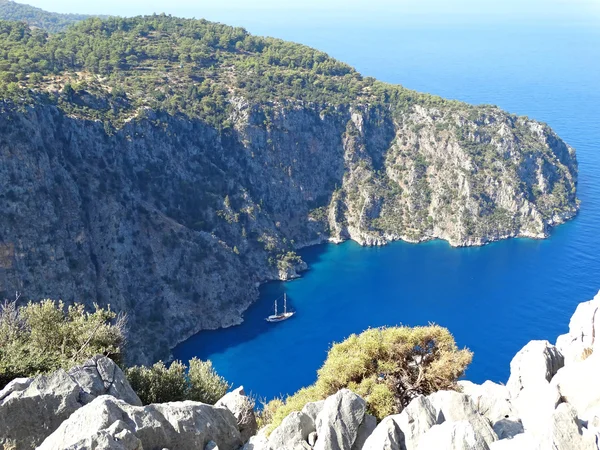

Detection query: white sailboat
(266, 293), (295, 322)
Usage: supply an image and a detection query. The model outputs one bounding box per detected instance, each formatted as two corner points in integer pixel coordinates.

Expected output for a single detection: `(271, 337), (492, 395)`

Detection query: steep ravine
(0, 98), (578, 364)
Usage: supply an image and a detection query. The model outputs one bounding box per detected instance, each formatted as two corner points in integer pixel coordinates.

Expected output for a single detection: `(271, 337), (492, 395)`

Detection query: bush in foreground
(126, 358), (231, 405)
(261, 325), (472, 432)
(0, 298), (125, 389)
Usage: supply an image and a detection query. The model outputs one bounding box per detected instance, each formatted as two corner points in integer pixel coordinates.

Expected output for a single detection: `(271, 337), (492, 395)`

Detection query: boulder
(314, 389), (366, 450)
(458, 380), (515, 424)
(539, 403), (598, 450)
(242, 431), (269, 450)
(556, 291), (600, 365)
(0, 369), (83, 450)
(268, 411), (314, 450)
(417, 421), (491, 450)
(216, 386), (258, 442)
(362, 416), (403, 450)
(68, 355), (142, 406)
(38, 395), (243, 450)
(488, 433), (536, 449)
(511, 382), (561, 437)
(394, 396), (437, 449)
(0, 356), (141, 450)
(0, 377), (31, 402)
(302, 399), (325, 423)
(351, 414), (377, 450)
(428, 391), (497, 446)
(506, 340), (564, 398)
(492, 418), (524, 440)
(551, 352), (600, 420)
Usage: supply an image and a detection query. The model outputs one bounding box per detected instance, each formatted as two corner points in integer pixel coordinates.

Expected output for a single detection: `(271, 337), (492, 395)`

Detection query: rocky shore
(1, 290), (598, 449)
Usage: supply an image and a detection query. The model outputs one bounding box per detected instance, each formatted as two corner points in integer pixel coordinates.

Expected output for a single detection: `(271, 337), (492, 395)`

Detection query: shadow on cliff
(171, 242), (330, 363)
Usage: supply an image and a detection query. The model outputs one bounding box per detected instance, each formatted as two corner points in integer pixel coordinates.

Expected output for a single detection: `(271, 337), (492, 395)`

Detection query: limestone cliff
(0, 94), (578, 363)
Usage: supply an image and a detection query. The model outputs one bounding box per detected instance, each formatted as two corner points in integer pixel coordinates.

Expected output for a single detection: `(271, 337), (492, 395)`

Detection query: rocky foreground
(1, 291), (599, 450)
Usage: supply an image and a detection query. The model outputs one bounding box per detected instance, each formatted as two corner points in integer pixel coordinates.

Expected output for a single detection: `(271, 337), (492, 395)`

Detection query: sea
(173, 8), (600, 401)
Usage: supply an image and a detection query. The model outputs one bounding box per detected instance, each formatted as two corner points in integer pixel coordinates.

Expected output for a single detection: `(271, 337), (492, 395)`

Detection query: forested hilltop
(0, 14), (578, 363)
(0, 0), (99, 33)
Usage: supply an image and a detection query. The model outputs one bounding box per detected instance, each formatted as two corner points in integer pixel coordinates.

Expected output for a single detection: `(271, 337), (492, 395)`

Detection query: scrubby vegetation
(261, 325), (472, 432)
(126, 358), (231, 405)
(0, 297), (126, 388)
(0, 14), (458, 128)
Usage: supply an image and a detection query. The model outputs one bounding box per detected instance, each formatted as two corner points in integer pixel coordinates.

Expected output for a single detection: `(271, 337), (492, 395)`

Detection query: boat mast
(284, 294), (287, 314)
(274, 299), (277, 316)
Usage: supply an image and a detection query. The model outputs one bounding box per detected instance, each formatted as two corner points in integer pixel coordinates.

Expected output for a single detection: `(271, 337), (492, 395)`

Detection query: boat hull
(265, 312), (295, 322)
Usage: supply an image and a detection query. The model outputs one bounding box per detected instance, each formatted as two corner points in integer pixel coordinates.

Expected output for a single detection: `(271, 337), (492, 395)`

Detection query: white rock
(393, 396), (437, 449)
(428, 391), (497, 446)
(351, 414), (377, 450)
(417, 421), (491, 450)
(39, 395), (243, 450)
(458, 380), (515, 424)
(506, 340), (564, 398)
(551, 352), (600, 420)
(489, 432), (536, 449)
(215, 386), (257, 442)
(539, 403), (598, 450)
(68, 355), (142, 406)
(242, 431), (269, 450)
(362, 416), (402, 450)
(302, 399), (325, 424)
(0, 356), (141, 450)
(556, 291), (600, 365)
(511, 382), (561, 437)
(314, 389), (366, 450)
(268, 411), (314, 450)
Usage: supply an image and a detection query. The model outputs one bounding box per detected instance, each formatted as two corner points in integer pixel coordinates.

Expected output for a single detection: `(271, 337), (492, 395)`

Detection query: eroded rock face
(506, 340), (564, 398)
(216, 386), (258, 443)
(417, 421), (491, 450)
(428, 391), (497, 447)
(268, 411), (315, 450)
(0, 356), (139, 450)
(539, 403), (598, 450)
(552, 353), (600, 421)
(556, 290), (600, 364)
(314, 389), (367, 450)
(393, 396), (437, 450)
(39, 395), (242, 450)
(0, 100), (579, 364)
(361, 416), (403, 450)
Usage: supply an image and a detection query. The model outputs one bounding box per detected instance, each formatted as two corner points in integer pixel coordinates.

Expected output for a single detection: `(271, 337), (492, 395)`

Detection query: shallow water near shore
(174, 18), (600, 400)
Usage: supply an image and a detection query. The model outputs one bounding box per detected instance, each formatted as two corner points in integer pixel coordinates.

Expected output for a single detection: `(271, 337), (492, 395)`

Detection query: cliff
(1, 291), (598, 450)
(0, 16), (579, 363)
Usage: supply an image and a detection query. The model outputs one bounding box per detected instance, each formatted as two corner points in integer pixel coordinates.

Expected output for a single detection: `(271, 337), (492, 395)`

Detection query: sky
(19, 0), (600, 30)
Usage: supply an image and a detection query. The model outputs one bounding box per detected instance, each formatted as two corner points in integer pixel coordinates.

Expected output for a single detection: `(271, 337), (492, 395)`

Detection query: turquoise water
(174, 18), (600, 400)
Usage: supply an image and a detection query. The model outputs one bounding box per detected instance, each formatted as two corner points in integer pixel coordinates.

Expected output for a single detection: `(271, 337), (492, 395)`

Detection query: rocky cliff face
(0, 97), (578, 363)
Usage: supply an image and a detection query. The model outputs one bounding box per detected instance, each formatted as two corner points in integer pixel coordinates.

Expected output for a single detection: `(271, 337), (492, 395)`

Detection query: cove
(174, 18), (600, 401)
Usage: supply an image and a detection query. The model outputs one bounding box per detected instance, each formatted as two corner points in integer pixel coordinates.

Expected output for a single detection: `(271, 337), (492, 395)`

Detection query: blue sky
(20, 0), (600, 28)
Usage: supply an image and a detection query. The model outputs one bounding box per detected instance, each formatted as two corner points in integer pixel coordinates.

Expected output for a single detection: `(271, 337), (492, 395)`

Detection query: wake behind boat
(266, 293), (295, 322)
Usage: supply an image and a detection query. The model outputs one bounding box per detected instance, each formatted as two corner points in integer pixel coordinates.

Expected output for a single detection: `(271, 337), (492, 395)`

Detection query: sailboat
(265, 293), (295, 322)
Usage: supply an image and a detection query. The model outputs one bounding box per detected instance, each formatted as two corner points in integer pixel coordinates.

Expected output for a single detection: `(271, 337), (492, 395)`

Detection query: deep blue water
(174, 17), (600, 401)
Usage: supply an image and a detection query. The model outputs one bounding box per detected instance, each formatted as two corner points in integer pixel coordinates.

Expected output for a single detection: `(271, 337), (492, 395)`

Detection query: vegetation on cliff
(0, 0), (97, 33)
(0, 11), (579, 363)
(126, 358), (231, 405)
(261, 325), (472, 431)
(0, 298), (125, 388)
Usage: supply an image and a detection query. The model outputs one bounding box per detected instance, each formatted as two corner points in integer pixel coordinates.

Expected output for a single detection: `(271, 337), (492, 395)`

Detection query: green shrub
(126, 357), (231, 405)
(187, 358), (231, 404)
(125, 360), (187, 404)
(264, 325), (472, 432)
(0, 298), (126, 388)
